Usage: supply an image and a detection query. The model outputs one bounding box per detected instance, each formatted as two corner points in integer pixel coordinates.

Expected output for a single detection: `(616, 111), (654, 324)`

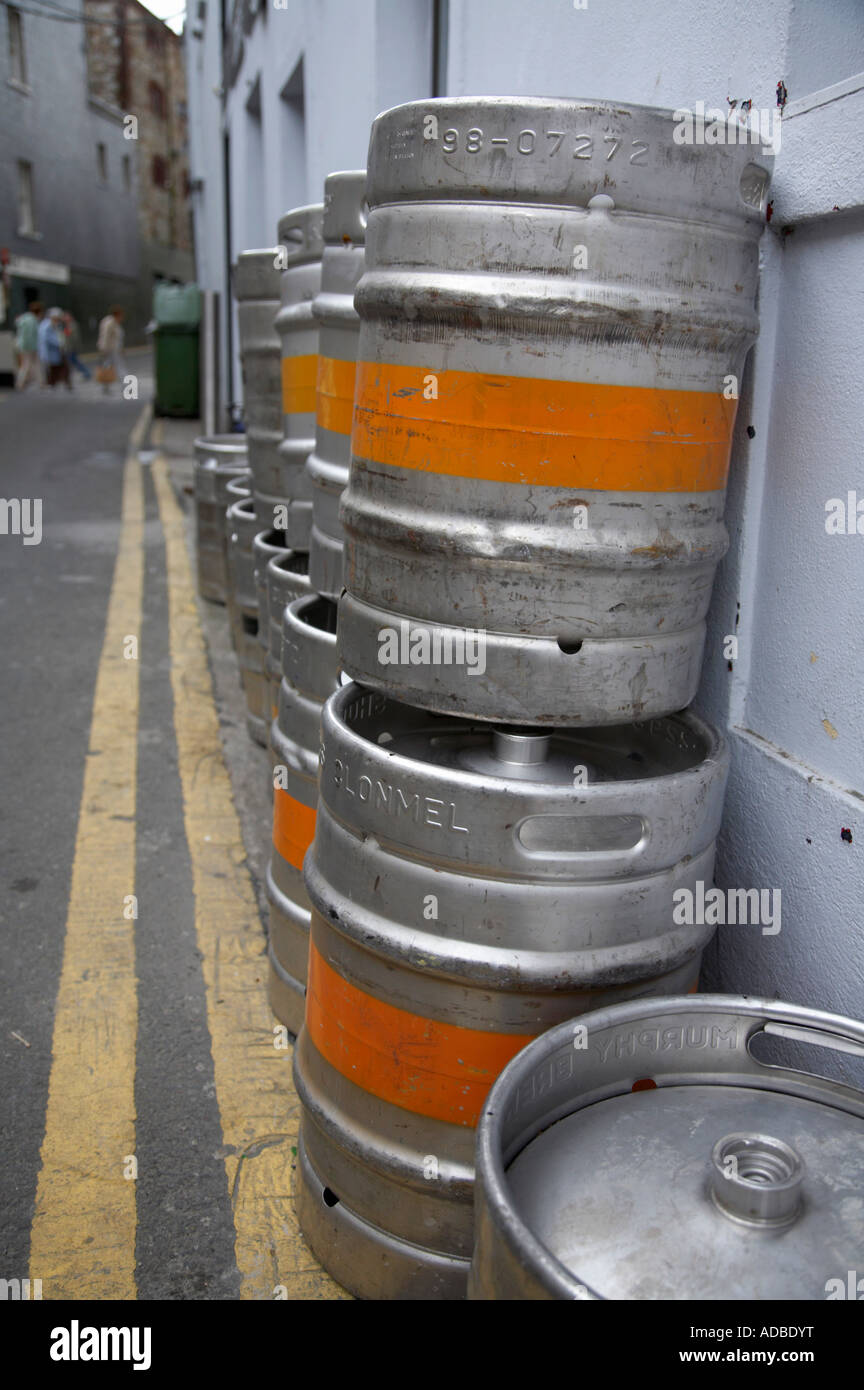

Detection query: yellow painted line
(151, 454), (347, 1300)
(29, 405), (150, 1299)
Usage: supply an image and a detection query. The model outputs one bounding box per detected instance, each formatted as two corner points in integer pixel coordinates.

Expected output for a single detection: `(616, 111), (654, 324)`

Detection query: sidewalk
(154, 413), (273, 922)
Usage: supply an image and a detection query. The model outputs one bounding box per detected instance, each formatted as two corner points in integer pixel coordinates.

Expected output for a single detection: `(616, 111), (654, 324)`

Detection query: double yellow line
(29, 413), (343, 1300)
(28, 411), (147, 1298)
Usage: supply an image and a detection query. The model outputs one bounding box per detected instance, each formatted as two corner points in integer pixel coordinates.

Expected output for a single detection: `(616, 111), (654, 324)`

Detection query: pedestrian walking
(62, 312), (92, 387)
(15, 301), (44, 390)
(96, 305), (125, 394)
(37, 307), (67, 388)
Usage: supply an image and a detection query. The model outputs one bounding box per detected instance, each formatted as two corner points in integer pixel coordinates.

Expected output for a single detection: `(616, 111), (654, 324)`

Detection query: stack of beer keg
(267, 172), (366, 1032)
(230, 214), (323, 747)
(290, 97), (774, 1299)
(192, 435), (249, 604)
(203, 177), (365, 1036)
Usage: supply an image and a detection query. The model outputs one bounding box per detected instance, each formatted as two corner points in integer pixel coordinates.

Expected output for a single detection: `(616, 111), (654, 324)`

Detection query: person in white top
(97, 305), (125, 394)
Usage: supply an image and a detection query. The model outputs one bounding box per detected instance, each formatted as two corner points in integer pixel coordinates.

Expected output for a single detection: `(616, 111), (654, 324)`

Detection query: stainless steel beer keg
(265, 549), (310, 726)
(273, 204), (324, 547)
(339, 97), (773, 725)
(226, 496), (267, 745)
(470, 995), (864, 1300)
(233, 249), (284, 529)
(307, 171), (366, 599)
(293, 683), (729, 1298)
(224, 473), (251, 654)
(252, 528), (290, 731)
(193, 435), (249, 603)
(267, 594), (340, 1033)
(225, 474), (251, 502)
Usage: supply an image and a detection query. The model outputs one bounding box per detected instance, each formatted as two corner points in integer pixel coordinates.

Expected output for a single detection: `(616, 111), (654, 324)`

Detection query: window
(146, 25), (163, 52)
(148, 80), (166, 117)
(122, 153), (131, 191)
(152, 154), (167, 188)
(7, 7), (26, 87)
(17, 159), (35, 233)
(96, 142), (107, 181)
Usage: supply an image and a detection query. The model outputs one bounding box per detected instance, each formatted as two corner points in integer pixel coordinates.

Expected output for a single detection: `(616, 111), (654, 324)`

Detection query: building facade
(186, 0), (864, 1073)
(0, 0), (140, 352)
(85, 0), (195, 330)
(186, 0), (435, 417)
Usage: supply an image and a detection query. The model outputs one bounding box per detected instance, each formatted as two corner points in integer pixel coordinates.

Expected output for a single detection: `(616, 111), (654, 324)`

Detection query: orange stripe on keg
(306, 943), (535, 1127)
(273, 787), (317, 871)
(281, 354), (318, 415)
(352, 362), (736, 492)
(316, 355), (356, 437)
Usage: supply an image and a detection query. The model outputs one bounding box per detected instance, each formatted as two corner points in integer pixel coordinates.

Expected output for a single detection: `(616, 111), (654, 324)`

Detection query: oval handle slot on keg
(748, 1019), (864, 1079)
(517, 813), (645, 856)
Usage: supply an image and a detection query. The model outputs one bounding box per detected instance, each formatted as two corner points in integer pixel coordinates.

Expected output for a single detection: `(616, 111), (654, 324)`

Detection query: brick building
(85, 0), (194, 324)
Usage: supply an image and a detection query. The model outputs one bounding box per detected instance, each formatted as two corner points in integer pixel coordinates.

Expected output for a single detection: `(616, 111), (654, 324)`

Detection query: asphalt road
(0, 364), (325, 1299)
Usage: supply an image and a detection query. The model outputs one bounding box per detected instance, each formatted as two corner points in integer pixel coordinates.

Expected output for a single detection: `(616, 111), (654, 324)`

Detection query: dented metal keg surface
(267, 594), (340, 1034)
(233, 249), (284, 530)
(469, 996), (864, 1300)
(273, 204), (324, 547)
(293, 681), (729, 1298)
(307, 170), (367, 599)
(339, 96), (773, 725)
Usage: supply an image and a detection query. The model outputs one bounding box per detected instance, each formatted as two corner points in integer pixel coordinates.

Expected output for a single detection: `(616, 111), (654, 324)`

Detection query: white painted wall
(187, 0), (864, 1068)
(186, 0), (433, 412)
(448, 0), (864, 1077)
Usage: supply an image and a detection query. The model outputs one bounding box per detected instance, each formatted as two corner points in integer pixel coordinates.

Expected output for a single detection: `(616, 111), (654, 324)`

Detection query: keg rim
(252, 527), (290, 552)
(371, 92), (776, 141)
(276, 202), (325, 261)
(474, 993), (864, 1301)
(233, 247), (283, 300)
(268, 548), (310, 580)
(193, 433), (249, 458)
(322, 169), (368, 245)
(227, 495), (256, 520)
(326, 681), (727, 793)
(366, 96), (773, 224)
(286, 591), (339, 640)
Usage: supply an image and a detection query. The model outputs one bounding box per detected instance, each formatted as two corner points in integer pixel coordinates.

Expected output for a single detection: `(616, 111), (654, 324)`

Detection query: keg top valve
(492, 729), (551, 767)
(710, 1133), (805, 1227)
